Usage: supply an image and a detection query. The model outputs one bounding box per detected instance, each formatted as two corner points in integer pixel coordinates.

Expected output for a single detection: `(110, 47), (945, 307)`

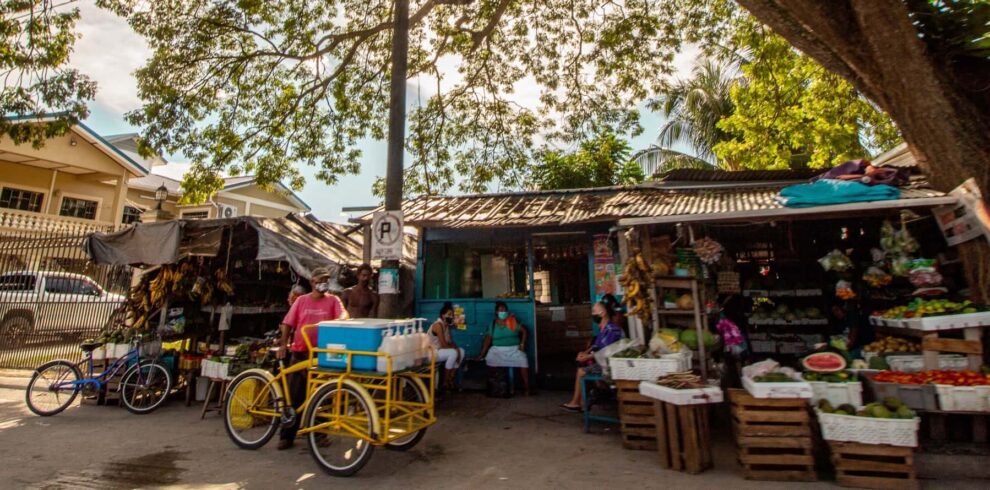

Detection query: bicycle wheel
(304, 382), (377, 477)
(25, 360), (81, 416)
(120, 361), (172, 414)
(385, 376), (429, 451)
(224, 369), (281, 450)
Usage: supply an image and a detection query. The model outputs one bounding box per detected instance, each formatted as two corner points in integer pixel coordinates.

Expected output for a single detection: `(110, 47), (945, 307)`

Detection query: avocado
(870, 405), (893, 419)
(804, 372), (820, 381)
(883, 397), (903, 410)
(834, 410), (849, 415)
(818, 399), (834, 412)
(838, 403), (857, 414)
(896, 406), (915, 419)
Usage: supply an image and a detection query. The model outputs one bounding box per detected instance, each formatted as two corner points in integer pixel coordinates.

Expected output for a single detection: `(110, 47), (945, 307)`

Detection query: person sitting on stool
(429, 302), (465, 392)
(561, 301), (623, 412)
(478, 301), (531, 395)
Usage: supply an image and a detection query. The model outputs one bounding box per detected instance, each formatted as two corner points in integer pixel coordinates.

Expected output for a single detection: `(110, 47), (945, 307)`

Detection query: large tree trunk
(736, 0), (990, 301)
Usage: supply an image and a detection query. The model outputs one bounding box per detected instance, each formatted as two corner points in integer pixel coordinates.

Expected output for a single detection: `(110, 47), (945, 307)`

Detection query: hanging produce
(835, 280), (856, 300)
(620, 254), (653, 324)
(819, 249), (853, 272)
(692, 237), (724, 265)
(862, 266), (892, 288)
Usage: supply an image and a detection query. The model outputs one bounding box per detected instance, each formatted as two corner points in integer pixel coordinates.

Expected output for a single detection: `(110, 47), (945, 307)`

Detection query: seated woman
(561, 301), (623, 412)
(478, 301), (531, 395)
(429, 302), (465, 391)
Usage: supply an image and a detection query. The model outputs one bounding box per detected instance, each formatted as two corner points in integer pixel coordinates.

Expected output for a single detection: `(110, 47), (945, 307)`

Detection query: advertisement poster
(592, 233), (614, 263)
(453, 304), (467, 330)
(594, 263), (620, 297)
(933, 178), (990, 246)
(377, 268), (399, 294)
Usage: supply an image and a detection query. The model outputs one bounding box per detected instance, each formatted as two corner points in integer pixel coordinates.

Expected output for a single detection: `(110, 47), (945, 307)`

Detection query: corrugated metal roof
(368, 185), (949, 229)
(655, 168), (820, 182)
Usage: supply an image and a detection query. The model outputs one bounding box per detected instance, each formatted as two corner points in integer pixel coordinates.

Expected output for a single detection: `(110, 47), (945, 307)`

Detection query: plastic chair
(581, 374), (619, 433)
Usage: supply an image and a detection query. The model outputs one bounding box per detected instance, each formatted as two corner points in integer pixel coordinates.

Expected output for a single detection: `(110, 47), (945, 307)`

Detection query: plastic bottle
(377, 328), (395, 373)
(402, 325), (417, 369)
(418, 323), (432, 364)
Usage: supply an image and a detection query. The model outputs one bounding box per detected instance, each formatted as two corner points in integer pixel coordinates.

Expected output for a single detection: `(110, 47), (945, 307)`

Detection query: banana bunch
(215, 269), (235, 295)
(620, 254), (653, 323)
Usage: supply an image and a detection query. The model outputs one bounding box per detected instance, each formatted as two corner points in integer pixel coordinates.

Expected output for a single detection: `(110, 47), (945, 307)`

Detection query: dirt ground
(0, 371), (987, 489)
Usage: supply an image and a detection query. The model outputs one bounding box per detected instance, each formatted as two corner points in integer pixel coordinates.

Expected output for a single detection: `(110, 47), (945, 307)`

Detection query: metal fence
(0, 229), (132, 369)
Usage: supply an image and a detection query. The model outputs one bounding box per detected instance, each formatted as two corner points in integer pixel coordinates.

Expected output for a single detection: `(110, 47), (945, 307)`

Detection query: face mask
(497, 311), (509, 320)
(314, 282), (329, 293)
(444, 316), (454, 325)
(592, 314), (603, 323)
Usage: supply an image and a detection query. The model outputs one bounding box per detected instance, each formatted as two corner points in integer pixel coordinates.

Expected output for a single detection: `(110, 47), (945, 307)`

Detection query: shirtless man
(341, 263), (379, 318)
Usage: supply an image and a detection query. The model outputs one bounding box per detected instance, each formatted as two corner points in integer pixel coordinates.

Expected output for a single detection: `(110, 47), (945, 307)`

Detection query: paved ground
(0, 371), (987, 489)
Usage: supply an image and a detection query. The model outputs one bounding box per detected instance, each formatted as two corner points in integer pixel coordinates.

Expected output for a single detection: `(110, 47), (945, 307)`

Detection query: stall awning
(84, 214), (367, 279)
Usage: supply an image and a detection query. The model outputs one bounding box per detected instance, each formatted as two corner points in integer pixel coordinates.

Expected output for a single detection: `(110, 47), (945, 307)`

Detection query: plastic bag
(595, 338), (642, 368)
(819, 249), (853, 272)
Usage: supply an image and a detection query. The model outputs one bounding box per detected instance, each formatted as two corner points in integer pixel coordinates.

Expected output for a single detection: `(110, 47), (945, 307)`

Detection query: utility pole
(378, 0), (409, 319)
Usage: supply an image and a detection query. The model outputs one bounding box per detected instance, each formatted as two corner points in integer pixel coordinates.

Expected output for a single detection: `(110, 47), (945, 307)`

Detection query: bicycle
(223, 323), (435, 477)
(25, 335), (173, 416)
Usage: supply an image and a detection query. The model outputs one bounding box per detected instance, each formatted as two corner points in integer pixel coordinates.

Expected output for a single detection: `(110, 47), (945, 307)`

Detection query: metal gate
(0, 230), (132, 368)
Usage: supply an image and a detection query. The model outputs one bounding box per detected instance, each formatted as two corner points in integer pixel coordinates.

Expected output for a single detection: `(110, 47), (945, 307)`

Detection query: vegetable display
(654, 371), (707, 390)
(873, 370), (990, 386)
(818, 397), (916, 419)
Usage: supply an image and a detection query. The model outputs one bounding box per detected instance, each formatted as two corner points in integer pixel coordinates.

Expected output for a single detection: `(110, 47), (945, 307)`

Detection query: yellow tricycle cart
(223, 321), (436, 477)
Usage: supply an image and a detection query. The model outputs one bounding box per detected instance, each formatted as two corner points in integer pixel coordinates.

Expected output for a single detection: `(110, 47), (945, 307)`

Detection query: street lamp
(155, 184), (168, 210)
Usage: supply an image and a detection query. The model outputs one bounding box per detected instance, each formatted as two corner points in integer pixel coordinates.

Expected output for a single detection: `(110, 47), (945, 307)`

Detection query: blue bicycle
(25, 335), (173, 416)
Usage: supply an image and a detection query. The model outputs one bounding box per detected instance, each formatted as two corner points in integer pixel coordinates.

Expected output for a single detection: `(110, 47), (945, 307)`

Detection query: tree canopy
(531, 132), (643, 190)
(0, 1), (95, 146)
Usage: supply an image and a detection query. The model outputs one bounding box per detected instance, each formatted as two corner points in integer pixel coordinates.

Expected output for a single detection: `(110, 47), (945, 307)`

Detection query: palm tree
(635, 59), (740, 176)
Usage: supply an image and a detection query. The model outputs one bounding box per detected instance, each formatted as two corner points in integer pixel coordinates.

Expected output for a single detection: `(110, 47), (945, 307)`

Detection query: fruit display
(111, 262), (235, 332)
(649, 328), (683, 355)
(862, 336), (920, 354)
(876, 297), (980, 319)
(819, 249), (853, 272)
(862, 266), (892, 288)
(873, 370), (990, 386)
(619, 254), (653, 323)
(752, 371), (800, 383)
(679, 328), (717, 351)
(749, 302), (825, 324)
(654, 370), (707, 389)
(879, 220), (920, 256)
(802, 370), (856, 382)
(801, 352), (847, 373)
(817, 397), (916, 419)
(612, 347), (647, 359)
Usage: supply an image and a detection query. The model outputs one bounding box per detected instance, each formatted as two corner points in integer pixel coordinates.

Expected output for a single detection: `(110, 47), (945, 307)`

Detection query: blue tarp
(778, 179), (900, 208)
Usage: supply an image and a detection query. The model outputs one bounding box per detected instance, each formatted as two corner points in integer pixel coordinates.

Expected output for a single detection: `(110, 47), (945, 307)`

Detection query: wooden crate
(729, 389), (816, 481)
(737, 435), (816, 481)
(830, 442), (918, 490)
(653, 401), (713, 474)
(616, 380), (657, 450)
(729, 388), (811, 437)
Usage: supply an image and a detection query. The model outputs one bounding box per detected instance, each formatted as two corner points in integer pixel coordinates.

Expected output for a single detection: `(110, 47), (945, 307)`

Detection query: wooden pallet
(654, 401), (713, 474)
(729, 388), (811, 437)
(616, 380), (658, 450)
(829, 442), (918, 490)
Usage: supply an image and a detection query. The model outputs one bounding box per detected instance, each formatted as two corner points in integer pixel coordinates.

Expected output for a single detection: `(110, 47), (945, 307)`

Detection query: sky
(70, 3), (698, 223)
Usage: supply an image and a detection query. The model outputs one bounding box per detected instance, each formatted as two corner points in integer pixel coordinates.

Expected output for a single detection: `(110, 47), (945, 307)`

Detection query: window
(59, 197), (99, 220)
(181, 210), (209, 219)
(423, 242), (529, 299)
(0, 274), (36, 291)
(0, 187), (44, 212)
(44, 276), (86, 294)
(122, 206), (142, 224)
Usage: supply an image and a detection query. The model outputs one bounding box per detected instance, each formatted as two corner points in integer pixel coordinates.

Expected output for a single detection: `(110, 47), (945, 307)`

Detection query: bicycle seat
(80, 340), (105, 352)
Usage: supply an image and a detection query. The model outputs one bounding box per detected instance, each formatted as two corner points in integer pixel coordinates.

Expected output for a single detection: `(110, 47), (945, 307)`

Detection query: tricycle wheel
(304, 382), (376, 477)
(385, 375), (429, 451)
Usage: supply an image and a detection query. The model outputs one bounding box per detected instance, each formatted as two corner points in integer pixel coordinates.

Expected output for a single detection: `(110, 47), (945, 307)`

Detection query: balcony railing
(0, 208), (115, 235)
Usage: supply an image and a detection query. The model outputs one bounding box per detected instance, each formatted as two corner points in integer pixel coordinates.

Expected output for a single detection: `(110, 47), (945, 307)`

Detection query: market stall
(82, 213), (371, 405)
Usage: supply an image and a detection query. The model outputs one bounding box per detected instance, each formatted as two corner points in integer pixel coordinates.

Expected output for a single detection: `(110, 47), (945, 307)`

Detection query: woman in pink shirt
(276, 267), (347, 449)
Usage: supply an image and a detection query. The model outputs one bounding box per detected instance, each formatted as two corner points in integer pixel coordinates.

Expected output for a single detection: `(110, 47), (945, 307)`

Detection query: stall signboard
(592, 234), (622, 298)
(371, 211), (404, 261)
(933, 179), (990, 246)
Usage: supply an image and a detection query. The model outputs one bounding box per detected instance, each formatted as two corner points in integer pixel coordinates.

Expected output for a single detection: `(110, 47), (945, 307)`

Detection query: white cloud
(71, 2), (150, 115)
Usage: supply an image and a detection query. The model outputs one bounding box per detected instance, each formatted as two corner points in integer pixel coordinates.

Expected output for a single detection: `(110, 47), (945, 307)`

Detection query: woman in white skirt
(428, 302), (464, 391)
(479, 301), (531, 395)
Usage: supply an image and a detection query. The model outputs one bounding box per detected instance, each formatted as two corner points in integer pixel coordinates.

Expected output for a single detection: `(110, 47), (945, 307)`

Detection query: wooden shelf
(656, 277), (697, 289)
(658, 309), (697, 316)
(202, 305), (287, 315)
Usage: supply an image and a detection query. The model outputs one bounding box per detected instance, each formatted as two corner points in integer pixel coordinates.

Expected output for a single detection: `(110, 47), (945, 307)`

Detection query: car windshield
(0, 274), (36, 291)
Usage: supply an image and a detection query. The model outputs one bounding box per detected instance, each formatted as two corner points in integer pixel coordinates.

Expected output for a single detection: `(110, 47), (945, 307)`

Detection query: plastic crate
(608, 351), (692, 381)
(750, 340), (776, 353)
(639, 381), (724, 405)
(935, 385), (990, 412)
(809, 381), (863, 407)
(886, 354), (968, 372)
(742, 375), (813, 399)
(861, 372), (938, 411)
(815, 409), (920, 447)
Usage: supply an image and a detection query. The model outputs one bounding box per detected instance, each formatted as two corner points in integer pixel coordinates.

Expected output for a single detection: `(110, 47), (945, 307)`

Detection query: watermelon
(801, 352), (847, 373)
(679, 329), (717, 350)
